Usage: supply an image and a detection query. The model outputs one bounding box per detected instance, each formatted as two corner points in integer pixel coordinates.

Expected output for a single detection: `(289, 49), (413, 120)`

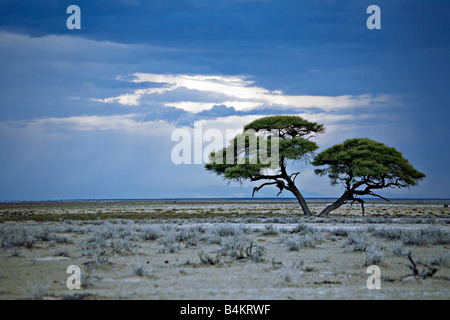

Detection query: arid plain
(0, 199), (448, 300)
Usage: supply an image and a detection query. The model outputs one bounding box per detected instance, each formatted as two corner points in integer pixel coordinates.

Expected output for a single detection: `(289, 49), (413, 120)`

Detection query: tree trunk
(319, 191), (351, 217)
(291, 187), (312, 216)
(279, 159), (312, 216)
(352, 197), (365, 217)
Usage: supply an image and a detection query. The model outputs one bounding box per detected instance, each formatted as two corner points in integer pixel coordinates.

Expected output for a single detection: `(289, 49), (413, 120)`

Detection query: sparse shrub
(283, 235), (300, 251)
(52, 249), (70, 257)
(373, 227), (450, 246)
(97, 223), (115, 240)
(219, 235), (265, 262)
(345, 231), (373, 252)
(205, 232), (221, 245)
(53, 235), (71, 244)
(141, 226), (160, 241)
(364, 245), (384, 266)
(249, 244), (266, 262)
(82, 234), (109, 265)
(406, 252), (440, 279)
(422, 227), (449, 245)
(331, 228), (348, 237)
(91, 249), (109, 265)
(198, 251), (221, 265)
(389, 242), (406, 257)
(81, 267), (96, 289)
(160, 224), (175, 233)
(260, 224), (279, 236)
(299, 233), (322, 248)
(239, 225), (253, 234)
(428, 250), (449, 267)
(75, 228), (88, 235)
(60, 225), (75, 233)
(373, 228), (403, 240)
(280, 261), (304, 283)
(291, 223), (314, 234)
(161, 234), (178, 253)
(283, 233), (324, 251)
(111, 238), (135, 254)
(175, 228), (199, 248)
(219, 236), (251, 259)
(215, 224), (241, 237)
(133, 265), (145, 277)
(191, 225), (207, 234)
(401, 227), (449, 246)
(118, 228), (137, 241)
(0, 223), (36, 249)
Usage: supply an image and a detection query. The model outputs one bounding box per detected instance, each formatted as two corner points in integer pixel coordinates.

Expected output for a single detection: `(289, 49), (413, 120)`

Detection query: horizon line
(1, 197), (449, 203)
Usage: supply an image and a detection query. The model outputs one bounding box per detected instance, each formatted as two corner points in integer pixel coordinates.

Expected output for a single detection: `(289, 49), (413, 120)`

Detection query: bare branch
(368, 191), (390, 202)
(289, 172), (301, 183)
(253, 179), (287, 197)
(349, 196), (365, 216)
(275, 187), (283, 197)
(250, 174), (283, 182)
(407, 252), (419, 276)
(252, 181), (278, 197)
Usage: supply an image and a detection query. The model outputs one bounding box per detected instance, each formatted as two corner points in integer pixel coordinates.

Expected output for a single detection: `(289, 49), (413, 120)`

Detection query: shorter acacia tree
(312, 138), (426, 216)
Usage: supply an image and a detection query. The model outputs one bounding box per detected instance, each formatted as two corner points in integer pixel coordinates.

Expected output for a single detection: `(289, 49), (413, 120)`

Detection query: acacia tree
(205, 115), (325, 216)
(312, 138), (426, 216)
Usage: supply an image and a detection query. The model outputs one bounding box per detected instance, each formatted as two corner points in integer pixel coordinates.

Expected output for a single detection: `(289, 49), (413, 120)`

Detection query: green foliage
(279, 138), (319, 160)
(312, 138), (426, 190)
(243, 115), (325, 137)
(205, 115), (324, 182)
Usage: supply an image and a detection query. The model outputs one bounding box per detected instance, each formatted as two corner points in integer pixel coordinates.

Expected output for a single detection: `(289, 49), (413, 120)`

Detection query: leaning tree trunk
(319, 191), (352, 217)
(278, 159), (313, 216)
(291, 187), (312, 216)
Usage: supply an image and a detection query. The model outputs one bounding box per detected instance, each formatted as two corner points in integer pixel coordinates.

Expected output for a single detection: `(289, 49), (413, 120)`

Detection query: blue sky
(0, 0), (449, 200)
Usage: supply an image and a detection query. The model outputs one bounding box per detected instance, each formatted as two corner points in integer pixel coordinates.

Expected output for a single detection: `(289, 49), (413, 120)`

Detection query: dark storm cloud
(0, 0), (449, 200)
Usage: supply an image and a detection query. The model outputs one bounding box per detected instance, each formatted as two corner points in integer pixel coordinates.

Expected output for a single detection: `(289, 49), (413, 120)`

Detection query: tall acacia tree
(205, 115), (325, 216)
(312, 138), (426, 216)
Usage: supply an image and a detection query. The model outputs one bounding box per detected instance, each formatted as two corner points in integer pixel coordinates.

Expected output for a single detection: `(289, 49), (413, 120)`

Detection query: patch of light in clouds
(96, 73), (394, 113)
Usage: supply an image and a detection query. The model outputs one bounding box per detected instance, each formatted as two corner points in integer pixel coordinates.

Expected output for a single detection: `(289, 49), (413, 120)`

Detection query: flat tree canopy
(312, 138), (426, 216)
(205, 115), (324, 216)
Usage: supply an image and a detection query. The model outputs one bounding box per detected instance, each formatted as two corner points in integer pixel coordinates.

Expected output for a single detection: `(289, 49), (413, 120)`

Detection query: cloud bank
(96, 73), (393, 113)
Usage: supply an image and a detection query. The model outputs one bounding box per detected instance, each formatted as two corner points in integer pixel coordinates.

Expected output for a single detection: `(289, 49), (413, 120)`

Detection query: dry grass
(0, 200), (449, 300)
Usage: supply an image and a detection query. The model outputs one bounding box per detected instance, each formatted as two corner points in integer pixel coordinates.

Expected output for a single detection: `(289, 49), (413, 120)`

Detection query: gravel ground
(0, 200), (449, 300)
